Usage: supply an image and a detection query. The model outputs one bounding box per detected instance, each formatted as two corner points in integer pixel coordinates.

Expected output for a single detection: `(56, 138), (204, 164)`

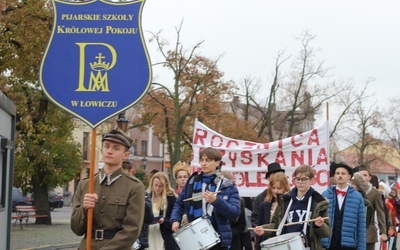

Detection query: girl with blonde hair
(255, 172), (290, 250)
(147, 172), (178, 250)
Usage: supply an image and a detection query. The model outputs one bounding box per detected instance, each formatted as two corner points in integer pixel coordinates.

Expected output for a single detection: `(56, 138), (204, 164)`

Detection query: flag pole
(326, 102), (329, 121)
(86, 129), (96, 250)
(326, 102), (331, 187)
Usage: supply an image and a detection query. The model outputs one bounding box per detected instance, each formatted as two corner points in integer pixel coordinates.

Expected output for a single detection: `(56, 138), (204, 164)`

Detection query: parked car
(12, 188), (32, 212)
(48, 191), (64, 210)
(27, 191), (64, 211)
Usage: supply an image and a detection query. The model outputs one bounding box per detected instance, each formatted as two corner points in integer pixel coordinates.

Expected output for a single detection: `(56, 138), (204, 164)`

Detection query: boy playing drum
(170, 147), (240, 250)
(254, 164), (331, 250)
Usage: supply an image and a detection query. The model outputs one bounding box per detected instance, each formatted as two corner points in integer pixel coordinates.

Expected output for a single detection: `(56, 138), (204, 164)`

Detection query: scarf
(188, 172), (217, 219)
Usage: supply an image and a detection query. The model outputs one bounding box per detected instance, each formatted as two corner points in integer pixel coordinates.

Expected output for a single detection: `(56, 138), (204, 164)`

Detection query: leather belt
(86, 230), (117, 240)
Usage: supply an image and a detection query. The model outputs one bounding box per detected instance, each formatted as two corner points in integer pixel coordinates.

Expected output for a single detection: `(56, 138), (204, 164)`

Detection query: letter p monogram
(75, 42), (117, 92)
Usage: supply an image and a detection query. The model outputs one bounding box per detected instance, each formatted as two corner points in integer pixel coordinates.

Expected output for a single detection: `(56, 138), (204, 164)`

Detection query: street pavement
(10, 206), (400, 249)
(10, 206), (81, 250)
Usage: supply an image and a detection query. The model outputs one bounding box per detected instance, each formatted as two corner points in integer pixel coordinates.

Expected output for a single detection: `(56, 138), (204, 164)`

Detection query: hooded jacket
(261, 188), (331, 250)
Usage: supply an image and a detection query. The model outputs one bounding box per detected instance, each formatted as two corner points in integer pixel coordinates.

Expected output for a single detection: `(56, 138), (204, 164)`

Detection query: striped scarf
(188, 173), (217, 219)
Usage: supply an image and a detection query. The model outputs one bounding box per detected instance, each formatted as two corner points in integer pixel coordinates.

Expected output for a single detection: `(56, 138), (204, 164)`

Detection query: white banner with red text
(191, 120), (330, 196)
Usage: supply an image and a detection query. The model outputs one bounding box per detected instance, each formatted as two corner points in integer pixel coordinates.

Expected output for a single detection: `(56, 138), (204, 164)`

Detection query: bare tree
(342, 100), (384, 166)
(378, 97), (400, 163)
(139, 21), (235, 183)
(327, 78), (374, 162)
(277, 30), (333, 138)
(236, 30), (339, 141)
(329, 78), (372, 138)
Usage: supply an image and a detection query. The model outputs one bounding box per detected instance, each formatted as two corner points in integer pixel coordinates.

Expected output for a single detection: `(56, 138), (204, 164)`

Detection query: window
(141, 140), (147, 156)
(85, 168), (90, 178)
(1, 137), (13, 209)
(131, 143), (137, 155)
(83, 132), (89, 161)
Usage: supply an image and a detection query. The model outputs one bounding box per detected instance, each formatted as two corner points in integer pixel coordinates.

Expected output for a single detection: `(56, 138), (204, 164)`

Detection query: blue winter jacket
(321, 186), (366, 250)
(170, 172), (241, 247)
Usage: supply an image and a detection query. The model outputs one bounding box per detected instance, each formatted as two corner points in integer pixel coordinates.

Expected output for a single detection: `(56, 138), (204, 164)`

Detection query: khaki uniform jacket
(365, 186), (387, 243)
(71, 168), (145, 250)
(261, 191), (331, 250)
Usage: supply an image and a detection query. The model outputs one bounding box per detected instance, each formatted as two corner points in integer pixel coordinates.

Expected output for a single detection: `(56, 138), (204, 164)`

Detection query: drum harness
(276, 196), (312, 249)
(204, 178), (223, 216)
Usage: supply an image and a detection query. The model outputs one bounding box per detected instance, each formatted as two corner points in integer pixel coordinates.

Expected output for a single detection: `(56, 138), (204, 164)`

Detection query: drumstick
(247, 227), (278, 232)
(183, 191), (221, 201)
(284, 216), (329, 226)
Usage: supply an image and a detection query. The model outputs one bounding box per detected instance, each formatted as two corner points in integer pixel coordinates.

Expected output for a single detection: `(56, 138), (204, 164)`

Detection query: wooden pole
(86, 129), (96, 250)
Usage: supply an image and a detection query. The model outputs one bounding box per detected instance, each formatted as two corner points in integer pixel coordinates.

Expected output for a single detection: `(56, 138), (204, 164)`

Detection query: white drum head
(260, 232), (301, 246)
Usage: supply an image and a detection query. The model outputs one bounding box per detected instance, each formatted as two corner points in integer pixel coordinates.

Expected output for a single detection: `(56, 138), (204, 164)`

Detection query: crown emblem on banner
(90, 53), (110, 71)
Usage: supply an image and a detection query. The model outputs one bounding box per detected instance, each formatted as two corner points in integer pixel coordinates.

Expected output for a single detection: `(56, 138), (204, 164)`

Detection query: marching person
(122, 159), (133, 175)
(255, 172), (290, 250)
(321, 162), (366, 250)
(172, 161), (191, 227)
(122, 159), (154, 250)
(220, 171), (246, 250)
(170, 147), (241, 250)
(71, 128), (145, 250)
(351, 172), (374, 230)
(147, 171), (178, 250)
(251, 162), (285, 229)
(254, 164), (330, 250)
(136, 192), (154, 250)
(172, 161), (190, 195)
(358, 165), (388, 250)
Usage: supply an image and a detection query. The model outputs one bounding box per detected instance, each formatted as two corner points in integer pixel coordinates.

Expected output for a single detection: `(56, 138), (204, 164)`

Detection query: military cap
(102, 128), (133, 148)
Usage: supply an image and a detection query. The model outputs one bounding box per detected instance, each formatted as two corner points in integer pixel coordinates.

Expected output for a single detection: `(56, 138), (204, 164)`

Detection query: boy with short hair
(254, 164), (330, 250)
(170, 147), (240, 250)
(359, 165), (387, 249)
(71, 128), (145, 249)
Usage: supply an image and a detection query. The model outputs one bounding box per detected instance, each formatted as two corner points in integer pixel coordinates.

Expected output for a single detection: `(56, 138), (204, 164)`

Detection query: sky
(140, 0), (400, 140)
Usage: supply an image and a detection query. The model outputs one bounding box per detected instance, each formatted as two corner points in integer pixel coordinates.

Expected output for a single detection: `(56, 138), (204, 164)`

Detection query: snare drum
(173, 216), (220, 250)
(260, 232), (304, 250)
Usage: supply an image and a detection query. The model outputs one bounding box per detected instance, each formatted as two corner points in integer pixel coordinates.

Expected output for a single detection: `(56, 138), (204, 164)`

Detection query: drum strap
(206, 179), (223, 216)
(302, 196), (312, 235)
(276, 196), (312, 236)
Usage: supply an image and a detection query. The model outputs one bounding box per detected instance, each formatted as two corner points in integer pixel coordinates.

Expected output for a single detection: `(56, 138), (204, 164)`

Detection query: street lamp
(142, 157), (148, 170)
(117, 112), (128, 132)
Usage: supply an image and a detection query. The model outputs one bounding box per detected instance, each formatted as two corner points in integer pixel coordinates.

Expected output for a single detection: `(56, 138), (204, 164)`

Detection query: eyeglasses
(176, 176), (188, 179)
(293, 177), (310, 183)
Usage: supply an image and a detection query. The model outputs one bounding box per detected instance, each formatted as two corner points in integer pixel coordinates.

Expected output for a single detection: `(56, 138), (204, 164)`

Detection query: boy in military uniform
(71, 128), (145, 250)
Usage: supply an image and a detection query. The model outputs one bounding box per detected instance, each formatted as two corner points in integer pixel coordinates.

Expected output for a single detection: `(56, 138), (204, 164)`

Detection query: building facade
(339, 137), (400, 187)
(68, 107), (165, 197)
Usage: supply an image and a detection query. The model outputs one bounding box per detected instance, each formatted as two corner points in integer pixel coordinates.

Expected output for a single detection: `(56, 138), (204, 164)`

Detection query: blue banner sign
(40, 0), (152, 128)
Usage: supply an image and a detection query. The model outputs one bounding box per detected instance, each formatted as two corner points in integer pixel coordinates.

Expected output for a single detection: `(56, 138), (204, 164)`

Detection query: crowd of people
(71, 128), (400, 250)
